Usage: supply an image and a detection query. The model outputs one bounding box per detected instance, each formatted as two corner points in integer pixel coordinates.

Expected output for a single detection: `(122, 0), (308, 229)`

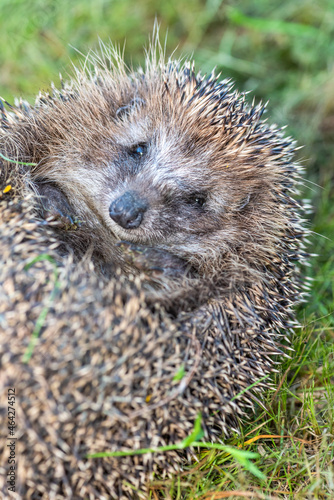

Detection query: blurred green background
(0, 0), (333, 317)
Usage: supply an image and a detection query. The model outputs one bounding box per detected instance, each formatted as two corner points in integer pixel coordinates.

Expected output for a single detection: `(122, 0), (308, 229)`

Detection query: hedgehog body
(0, 43), (308, 498)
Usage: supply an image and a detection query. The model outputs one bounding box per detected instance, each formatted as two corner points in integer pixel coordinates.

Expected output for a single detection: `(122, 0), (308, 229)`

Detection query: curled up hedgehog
(0, 41), (309, 499)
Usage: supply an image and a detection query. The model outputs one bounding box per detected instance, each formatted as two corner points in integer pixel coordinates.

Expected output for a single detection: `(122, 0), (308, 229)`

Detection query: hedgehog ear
(116, 97), (145, 120)
(236, 193), (251, 211)
(34, 182), (75, 223)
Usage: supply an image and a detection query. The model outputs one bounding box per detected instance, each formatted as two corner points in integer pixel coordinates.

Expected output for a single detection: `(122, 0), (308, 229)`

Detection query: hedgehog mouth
(107, 218), (148, 242)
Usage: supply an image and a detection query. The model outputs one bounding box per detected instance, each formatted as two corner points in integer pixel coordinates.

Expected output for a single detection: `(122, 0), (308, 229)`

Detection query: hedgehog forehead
(84, 72), (228, 155)
(111, 93), (218, 154)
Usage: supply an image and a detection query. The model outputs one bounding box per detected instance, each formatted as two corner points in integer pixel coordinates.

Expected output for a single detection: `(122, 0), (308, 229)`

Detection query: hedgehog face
(105, 152), (220, 246)
(59, 94), (256, 263)
(101, 119), (226, 248)
(25, 93), (253, 265)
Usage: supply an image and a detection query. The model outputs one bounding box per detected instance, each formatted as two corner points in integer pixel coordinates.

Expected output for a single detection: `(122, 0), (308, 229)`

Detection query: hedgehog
(0, 40), (309, 499)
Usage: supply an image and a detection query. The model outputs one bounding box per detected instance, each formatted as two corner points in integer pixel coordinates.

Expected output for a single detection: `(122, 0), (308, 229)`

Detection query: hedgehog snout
(109, 190), (148, 229)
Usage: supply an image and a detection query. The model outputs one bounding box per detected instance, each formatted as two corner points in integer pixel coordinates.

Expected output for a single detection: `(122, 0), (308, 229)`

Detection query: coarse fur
(0, 37), (309, 499)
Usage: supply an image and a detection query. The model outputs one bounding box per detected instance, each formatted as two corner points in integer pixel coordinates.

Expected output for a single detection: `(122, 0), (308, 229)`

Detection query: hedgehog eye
(194, 196), (206, 207)
(129, 143), (148, 158)
(186, 193), (207, 208)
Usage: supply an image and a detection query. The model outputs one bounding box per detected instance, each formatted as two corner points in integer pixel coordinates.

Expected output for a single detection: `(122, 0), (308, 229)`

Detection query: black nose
(109, 191), (148, 229)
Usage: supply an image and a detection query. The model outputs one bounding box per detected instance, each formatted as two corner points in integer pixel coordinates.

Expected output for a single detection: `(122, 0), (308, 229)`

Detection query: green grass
(1, 0), (333, 498)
